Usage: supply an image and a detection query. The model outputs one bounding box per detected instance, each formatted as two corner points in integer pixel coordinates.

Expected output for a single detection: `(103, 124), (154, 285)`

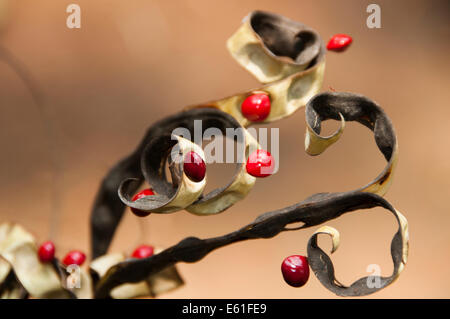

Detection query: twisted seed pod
(90, 11), (409, 298)
(90, 10), (325, 258)
(90, 248), (183, 299)
(118, 134), (208, 214)
(305, 92), (398, 195)
(114, 10), (327, 218)
(0, 223), (73, 298)
(116, 110), (260, 216)
(187, 10), (326, 126)
(0, 223), (183, 299)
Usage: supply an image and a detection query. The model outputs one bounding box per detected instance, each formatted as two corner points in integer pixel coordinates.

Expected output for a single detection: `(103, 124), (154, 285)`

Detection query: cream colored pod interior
(226, 11), (322, 84)
(90, 248), (183, 299)
(304, 92), (399, 198)
(305, 112), (346, 156)
(180, 10), (327, 213)
(118, 135), (207, 214)
(307, 205), (409, 296)
(360, 142), (398, 197)
(119, 123), (262, 216)
(0, 223), (70, 298)
(156, 135), (207, 213)
(211, 60), (325, 128)
(187, 10), (326, 128)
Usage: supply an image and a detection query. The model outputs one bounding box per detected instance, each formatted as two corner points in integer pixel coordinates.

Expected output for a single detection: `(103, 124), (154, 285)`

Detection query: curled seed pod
(90, 11), (325, 257)
(119, 134), (207, 214)
(116, 109), (260, 216)
(307, 208), (408, 296)
(304, 92), (397, 196)
(130, 188), (155, 217)
(0, 10), (408, 300)
(95, 91), (408, 298)
(90, 247), (183, 299)
(187, 10), (326, 126)
(89, 11), (409, 300)
(0, 223), (73, 298)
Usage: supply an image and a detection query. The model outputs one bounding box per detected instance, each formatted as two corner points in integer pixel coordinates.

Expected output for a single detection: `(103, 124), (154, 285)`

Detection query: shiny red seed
(132, 245), (154, 259)
(281, 255), (310, 287)
(327, 34), (352, 51)
(183, 151), (206, 182)
(130, 188), (155, 217)
(241, 93), (271, 122)
(38, 241), (55, 263)
(246, 149), (275, 177)
(63, 250), (86, 266)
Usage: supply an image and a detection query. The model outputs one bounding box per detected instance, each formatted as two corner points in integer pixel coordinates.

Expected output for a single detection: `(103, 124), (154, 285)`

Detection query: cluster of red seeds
(240, 92), (275, 178)
(38, 241), (155, 267)
(38, 241), (86, 266)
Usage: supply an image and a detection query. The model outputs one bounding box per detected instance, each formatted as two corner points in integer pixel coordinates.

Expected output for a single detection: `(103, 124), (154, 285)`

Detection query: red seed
(183, 151), (206, 182)
(246, 149), (275, 177)
(241, 93), (271, 122)
(130, 188), (155, 217)
(38, 241), (55, 263)
(131, 245), (154, 259)
(281, 255), (310, 287)
(327, 34), (352, 51)
(63, 250), (86, 266)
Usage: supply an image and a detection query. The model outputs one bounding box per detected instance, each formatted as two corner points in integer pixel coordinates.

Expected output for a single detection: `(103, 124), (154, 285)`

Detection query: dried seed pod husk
(94, 92), (408, 298)
(0, 256), (27, 299)
(0, 255), (11, 285)
(91, 11), (325, 258)
(56, 261), (93, 299)
(302, 92), (406, 296)
(0, 223), (71, 298)
(119, 134), (207, 214)
(307, 204), (409, 296)
(89, 11), (409, 299)
(187, 10), (326, 126)
(91, 253), (151, 298)
(90, 248), (183, 299)
(186, 128), (259, 215)
(304, 92), (398, 196)
(94, 192), (408, 299)
(92, 108), (260, 257)
(117, 111), (260, 215)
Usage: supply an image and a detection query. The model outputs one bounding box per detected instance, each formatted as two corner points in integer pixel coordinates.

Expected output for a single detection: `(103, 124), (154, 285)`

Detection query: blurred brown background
(0, 0), (449, 298)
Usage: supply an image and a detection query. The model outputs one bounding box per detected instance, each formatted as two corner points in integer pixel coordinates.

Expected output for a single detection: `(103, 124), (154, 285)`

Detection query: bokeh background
(0, 0), (449, 298)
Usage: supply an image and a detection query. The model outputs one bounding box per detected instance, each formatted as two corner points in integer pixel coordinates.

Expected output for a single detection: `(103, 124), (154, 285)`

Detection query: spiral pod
(117, 109), (260, 216)
(187, 10), (326, 126)
(89, 11), (409, 298)
(113, 11), (328, 218)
